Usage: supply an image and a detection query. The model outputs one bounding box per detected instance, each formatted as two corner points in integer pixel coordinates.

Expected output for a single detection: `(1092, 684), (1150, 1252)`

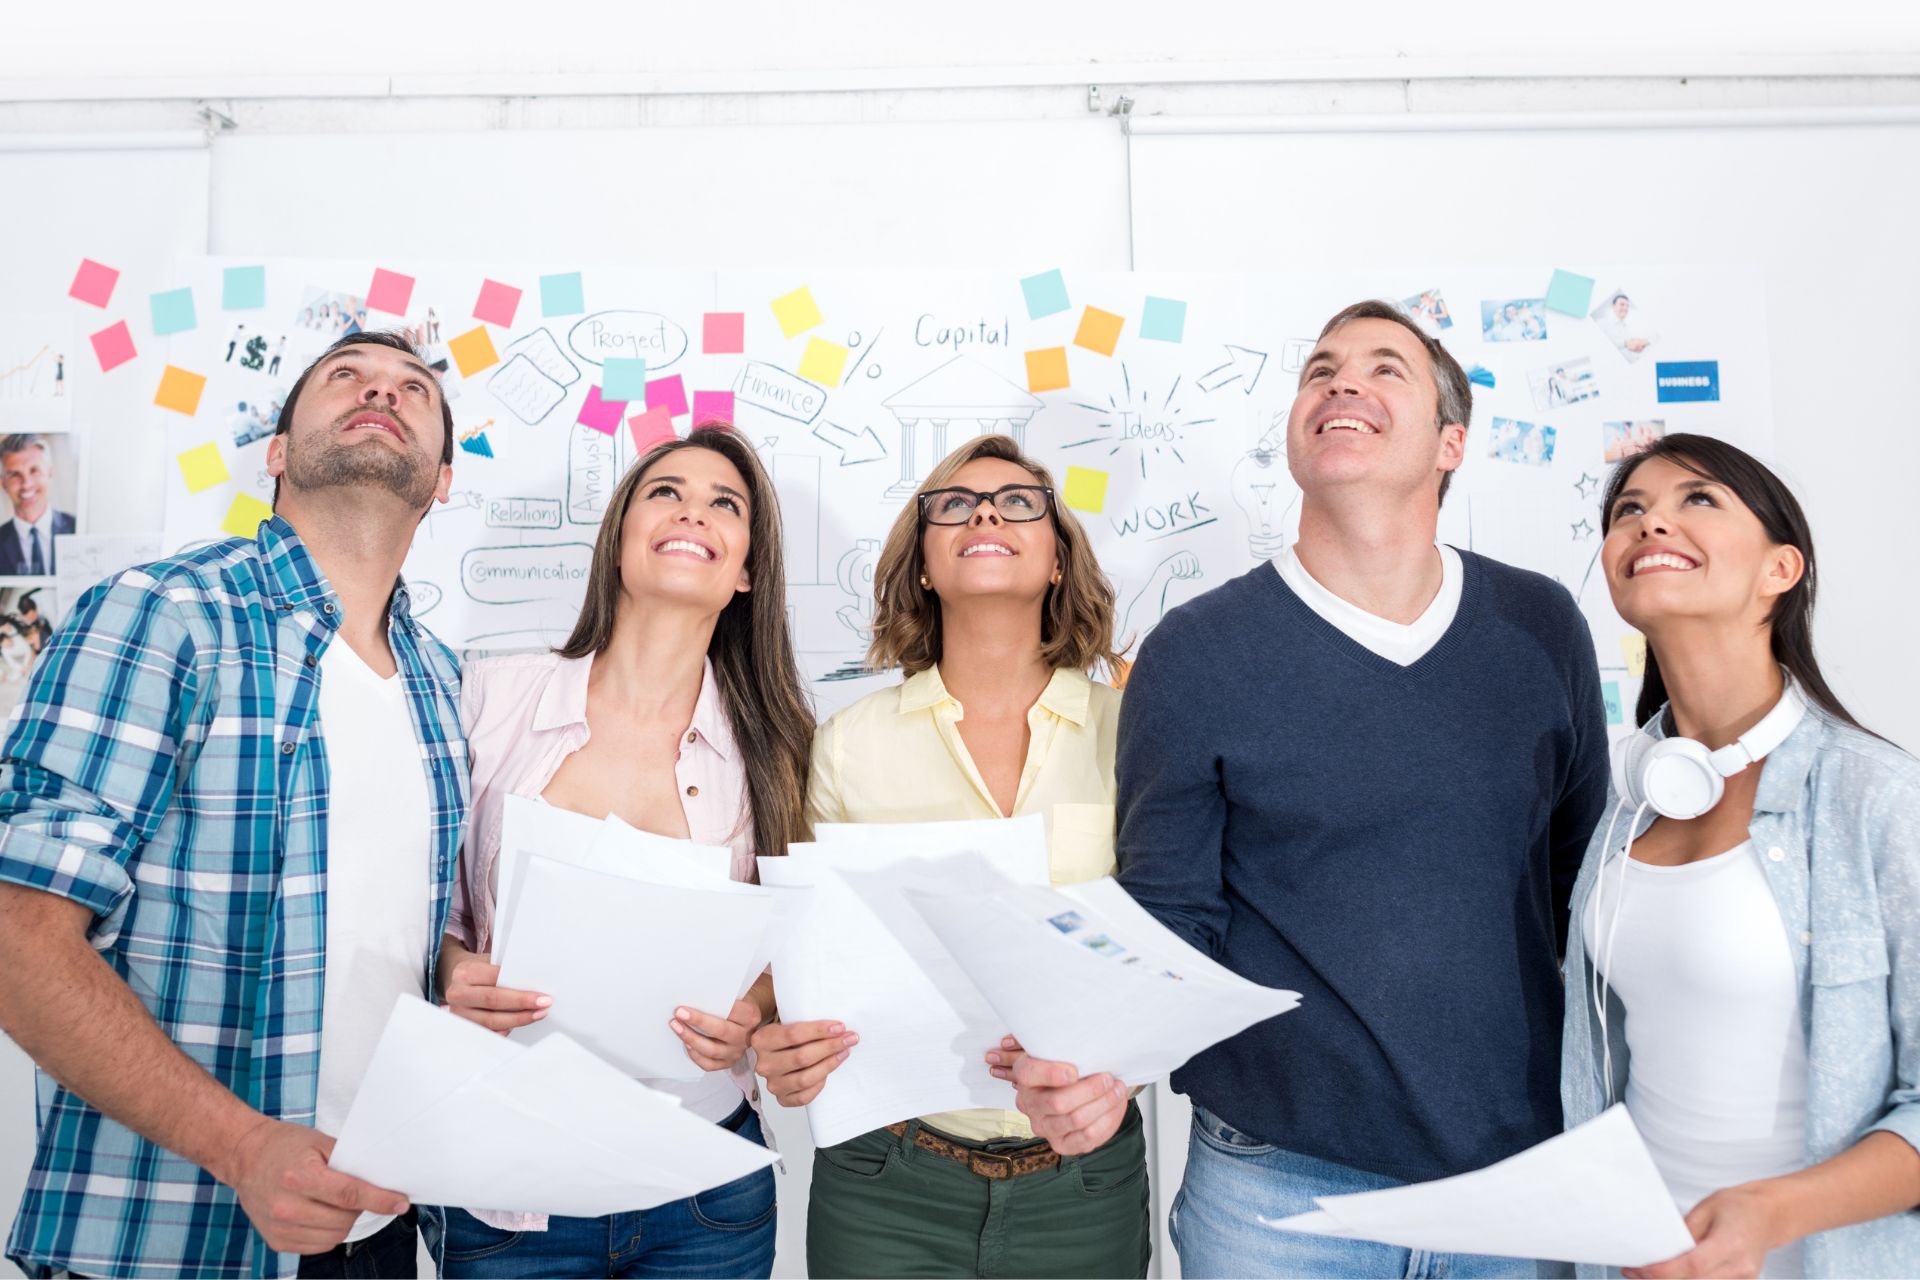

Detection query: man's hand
(223, 1118), (408, 1256)
(750, 1019), (857, 1106)
(672, 999), (764, 1072)
(441, 956), (549, 1034)
(987, 1036), (1127, 1156)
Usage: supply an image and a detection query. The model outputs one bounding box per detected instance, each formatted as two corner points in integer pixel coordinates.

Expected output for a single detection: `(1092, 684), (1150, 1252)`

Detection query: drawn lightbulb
(1230, 421), (1289, 559)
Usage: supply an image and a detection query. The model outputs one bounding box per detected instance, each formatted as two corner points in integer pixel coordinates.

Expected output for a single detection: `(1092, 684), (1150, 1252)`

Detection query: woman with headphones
(1562, 434), (1920, 1278)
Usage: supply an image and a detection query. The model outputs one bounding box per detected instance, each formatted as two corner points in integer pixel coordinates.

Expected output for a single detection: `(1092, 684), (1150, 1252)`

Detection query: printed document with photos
(758, 814), (1051, 1147)
(905, 875), (1301, 1084)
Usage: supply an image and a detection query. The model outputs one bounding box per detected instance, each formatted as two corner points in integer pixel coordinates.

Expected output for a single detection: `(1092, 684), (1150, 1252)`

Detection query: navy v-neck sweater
(1116, 551), (1609, 1182)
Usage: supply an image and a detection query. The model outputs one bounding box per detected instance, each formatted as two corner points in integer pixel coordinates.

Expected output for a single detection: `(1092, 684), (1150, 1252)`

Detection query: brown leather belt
(884, 1122), (1060, 1180)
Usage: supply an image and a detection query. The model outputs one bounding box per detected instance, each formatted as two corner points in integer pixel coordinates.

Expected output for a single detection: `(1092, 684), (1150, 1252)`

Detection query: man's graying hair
(1315, 300), (1473, 504)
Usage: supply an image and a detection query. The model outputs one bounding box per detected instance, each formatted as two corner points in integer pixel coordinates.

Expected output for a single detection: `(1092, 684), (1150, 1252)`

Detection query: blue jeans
(1173, 1105), (1558, 1279)
(434, 1106), (777, 1279)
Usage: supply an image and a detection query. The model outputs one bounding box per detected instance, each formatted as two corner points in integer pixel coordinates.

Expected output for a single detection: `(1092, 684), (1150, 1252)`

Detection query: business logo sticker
(1654, 360), (1720, 403)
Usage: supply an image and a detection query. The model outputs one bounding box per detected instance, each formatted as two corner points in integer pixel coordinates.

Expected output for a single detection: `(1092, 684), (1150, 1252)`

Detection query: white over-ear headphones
(1609, 679), (1808, 820)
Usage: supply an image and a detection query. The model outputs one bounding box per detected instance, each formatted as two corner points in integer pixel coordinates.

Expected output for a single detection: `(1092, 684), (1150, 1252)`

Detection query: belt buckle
(967, 1149), (1017, 1180)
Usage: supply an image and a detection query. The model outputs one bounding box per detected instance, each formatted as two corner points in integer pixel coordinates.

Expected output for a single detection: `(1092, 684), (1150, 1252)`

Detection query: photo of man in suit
(0, 435), (76, 576)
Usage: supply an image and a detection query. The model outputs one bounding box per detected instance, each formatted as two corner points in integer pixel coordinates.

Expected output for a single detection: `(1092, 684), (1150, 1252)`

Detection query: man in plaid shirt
(0, 331), (469, 1278)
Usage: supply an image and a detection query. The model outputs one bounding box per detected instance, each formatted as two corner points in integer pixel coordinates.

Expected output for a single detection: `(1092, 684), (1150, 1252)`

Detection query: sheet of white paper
(331, 997), (775, 1217)
(1265, 1106), (1696, 1268)
(55, 532), (163, 612)
(493, 795), (604, 960)
(499, 854), (774, 1079)
(761, 816), (1050, 1147)
(905, 875), (1300, 1084)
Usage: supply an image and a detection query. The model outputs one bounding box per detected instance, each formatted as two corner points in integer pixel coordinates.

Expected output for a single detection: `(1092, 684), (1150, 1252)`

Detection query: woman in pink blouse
(433, 426), (814, 1279)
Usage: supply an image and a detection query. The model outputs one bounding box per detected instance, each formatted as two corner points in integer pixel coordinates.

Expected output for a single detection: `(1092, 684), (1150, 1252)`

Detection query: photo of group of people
(1527, 357), (1601, 410)
(1402, 289), (1452, 333)
(296, 289), (369, 336)
(1487, 416), (1557, 467)
(1603, 418), (1667, 462)
(229, 394), (287, 448)
(1481, 298), (1548, 342)
(0, 586), (56, 715)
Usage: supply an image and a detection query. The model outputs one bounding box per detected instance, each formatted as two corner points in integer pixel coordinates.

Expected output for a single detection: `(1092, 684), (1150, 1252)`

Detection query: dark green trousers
(806, 1102), (1151, 1279)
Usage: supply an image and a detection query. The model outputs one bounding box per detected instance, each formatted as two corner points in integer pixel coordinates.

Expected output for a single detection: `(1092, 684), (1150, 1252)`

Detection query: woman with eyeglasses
(750, 434), (1149, 1278)
(1563, 435), (1920, 1279)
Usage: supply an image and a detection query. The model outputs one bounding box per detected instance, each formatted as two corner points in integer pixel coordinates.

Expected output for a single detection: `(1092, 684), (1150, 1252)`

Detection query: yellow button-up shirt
(806, 662), (1121, 1142)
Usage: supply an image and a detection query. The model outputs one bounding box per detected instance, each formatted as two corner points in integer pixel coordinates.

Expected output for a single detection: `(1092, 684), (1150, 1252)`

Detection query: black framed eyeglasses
(918, 484), (1054, 525)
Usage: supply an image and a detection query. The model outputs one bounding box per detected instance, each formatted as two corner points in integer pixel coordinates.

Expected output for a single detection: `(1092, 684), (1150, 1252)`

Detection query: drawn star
(1570, 518), (1597, 542)
(1573, 472), (1601, 500)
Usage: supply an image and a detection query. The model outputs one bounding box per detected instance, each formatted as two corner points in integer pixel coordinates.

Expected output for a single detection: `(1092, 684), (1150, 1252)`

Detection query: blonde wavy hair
(867, 434), (1120, 677)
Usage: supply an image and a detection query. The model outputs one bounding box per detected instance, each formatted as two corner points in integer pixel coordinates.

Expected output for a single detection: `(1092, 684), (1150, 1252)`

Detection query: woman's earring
(1051, 568), (1063, 585)
(919, 574), (931, 590)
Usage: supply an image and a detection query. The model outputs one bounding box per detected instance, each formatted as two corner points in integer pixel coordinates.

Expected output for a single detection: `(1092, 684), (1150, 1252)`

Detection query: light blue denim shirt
(1562, 704), (1920, 1278)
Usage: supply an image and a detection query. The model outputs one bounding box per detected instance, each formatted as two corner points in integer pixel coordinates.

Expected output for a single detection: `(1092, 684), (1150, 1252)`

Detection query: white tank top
(1585, 839), (1808, 1278)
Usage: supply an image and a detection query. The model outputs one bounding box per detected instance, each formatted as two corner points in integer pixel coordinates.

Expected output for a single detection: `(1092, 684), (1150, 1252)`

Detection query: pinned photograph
(1603, 419), (1667, 463)
(1079, 934), (1127, 959)
(1480, 299), (1548, 342)
(0, 315), (74, 425)
(294, 288), (370, 338)
(230, 390), (288, 448)
(0, 432), (82, 575)
(0, 586), (57, 716)
(1402, 289), (1453, 333)
(1488, 416), (1557, 468)
(1591, 290), (1660, 363)
(1047, 910), (1086, 934)
(1528, 357), (1601, 410)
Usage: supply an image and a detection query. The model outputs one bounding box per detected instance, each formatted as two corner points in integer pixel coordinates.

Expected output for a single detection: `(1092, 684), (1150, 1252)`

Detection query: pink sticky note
(703, 312), (745, 354)
(628, 405), (677, 452)
(577, 385), (627, 435)
(90, 320), (137, 372)
(366, 268), (416, 316)
(692, 391), (734, 426)
(69, 258), (120, 308)
(474, 278), (522, 328)
(645, 375), (689, 418)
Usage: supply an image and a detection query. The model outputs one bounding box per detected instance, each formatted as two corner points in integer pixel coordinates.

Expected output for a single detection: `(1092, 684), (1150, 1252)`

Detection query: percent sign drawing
(843, 329), (885, 385)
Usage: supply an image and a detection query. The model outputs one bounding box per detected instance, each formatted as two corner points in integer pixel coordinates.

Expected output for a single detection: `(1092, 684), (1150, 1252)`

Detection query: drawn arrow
(811, 420), (889, 465)
(1196, 345), (1268, 395)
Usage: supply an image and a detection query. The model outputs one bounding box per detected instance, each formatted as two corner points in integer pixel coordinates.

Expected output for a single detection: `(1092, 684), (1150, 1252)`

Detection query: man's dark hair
(1316, 300), (1473, 505)
(272, 331), (454, 504)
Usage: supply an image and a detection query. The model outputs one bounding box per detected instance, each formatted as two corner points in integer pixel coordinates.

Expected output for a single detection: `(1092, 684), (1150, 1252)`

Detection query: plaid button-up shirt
(0, 516), (469, 1279)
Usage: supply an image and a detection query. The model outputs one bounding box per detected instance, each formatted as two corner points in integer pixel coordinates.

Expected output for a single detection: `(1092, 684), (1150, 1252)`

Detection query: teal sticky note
(603, 357), (648, 402)
(1140, 296), (1187, 343)
(1019, 269), (1070, 320)
(1545, 269), (1596, 317)
(1602, 680), (1623, 727)
(541, 271), (585, 317)
(150, 287), (198, 336)
(223, 265), (267, 310)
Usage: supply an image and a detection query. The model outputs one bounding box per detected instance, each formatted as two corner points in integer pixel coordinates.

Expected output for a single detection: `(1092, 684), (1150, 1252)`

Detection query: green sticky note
(1545, 269), (1596, 317)
(541, 271), (585, 317)
(1020, 269), (1071, 320)
(1140, 296), (1187, 343)
(603, 357), (648, 402)
(150, 287), (197, 336)
(1062, 465), (1109, 514)
(223, 265), (267, 310)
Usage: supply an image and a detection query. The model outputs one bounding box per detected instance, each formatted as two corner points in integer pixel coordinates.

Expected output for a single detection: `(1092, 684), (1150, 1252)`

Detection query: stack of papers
(1266, 1105), (1695, 1268)
(330, 997), (777, 1216)
(492, 796), (775, 1079)
(757, 815), (1050, 1147)
(904, 875), (1300, 1084)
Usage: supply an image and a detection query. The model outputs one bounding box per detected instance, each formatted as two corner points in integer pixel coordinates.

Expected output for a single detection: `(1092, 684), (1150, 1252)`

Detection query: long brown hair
(558, 425), (814, 858)
(1599, 432), (1871, 736)
(867, 434), (1120, 677)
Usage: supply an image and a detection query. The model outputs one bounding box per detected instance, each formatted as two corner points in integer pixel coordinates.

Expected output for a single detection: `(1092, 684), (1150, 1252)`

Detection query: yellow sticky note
(220, 493), (273, 540)
(1073, 306), (1125, 357)
(1025, 346), (1070, 393)
(448, 326), (499, 378)
(770, 286), (823, 340)
(798, 336), (849, 386)
(154, 364), (208, 416)
(176, 443), (230, 494)
(1062, 465), (1109, 514)
(1621, 633), (1647, 677)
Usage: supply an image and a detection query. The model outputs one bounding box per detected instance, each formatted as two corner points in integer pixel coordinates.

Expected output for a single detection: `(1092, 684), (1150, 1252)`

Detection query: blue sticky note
(603, 357), (648, 402)
(1545, 269), (1596, 317)
(1019, 269), (1070, 320)
(541, 271), (585, 317)
(149, 287), (198, 336)
(1655, 360), (1721, 403)
(1602, 680), (1623, 727)
(223, 265), (267, 310)
(1140, 296), (1188, 343)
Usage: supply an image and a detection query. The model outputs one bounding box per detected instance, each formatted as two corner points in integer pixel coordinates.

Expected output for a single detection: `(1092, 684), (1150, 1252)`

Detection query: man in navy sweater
(1005, 300), (1609, 1276)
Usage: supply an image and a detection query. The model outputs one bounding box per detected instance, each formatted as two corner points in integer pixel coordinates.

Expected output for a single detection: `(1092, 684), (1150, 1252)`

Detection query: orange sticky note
(1621, 633), (1647, 677)
(448, 326), (499, 378)
(220, 493), (274, 540)
(154, 365), (207, 416)
(1073, 306), (1125, 357)
(1062, 465), (1109, 514)
(176, 443), (230, 494)
(770, 286), (823, 339)
(1025, 347), (1070, 393)
(798, 337), (849, 386)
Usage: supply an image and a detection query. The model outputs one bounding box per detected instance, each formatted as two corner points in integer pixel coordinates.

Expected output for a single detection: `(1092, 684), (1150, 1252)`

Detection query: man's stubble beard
(283, 423), (439, 509)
